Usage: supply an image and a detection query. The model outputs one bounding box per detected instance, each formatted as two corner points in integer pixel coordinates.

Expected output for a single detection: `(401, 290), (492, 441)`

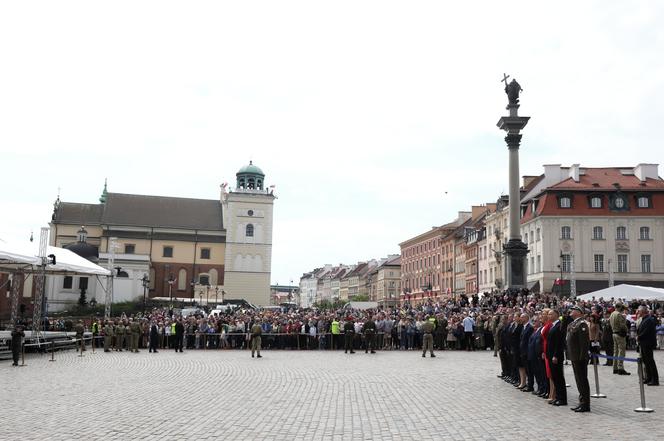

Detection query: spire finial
(99, 178), (108, 203)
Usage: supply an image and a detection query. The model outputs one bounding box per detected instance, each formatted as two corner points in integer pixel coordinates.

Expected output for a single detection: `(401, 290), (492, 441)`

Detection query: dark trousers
(499, 349), (509, 376)
(12, 347), (20, 364)
(572, 360), (590, 407)
(534, 358), (547, 393)
(344, 332), (354, 352)
(465, 332), (474, 351)
(365, 333), (376, 352)
(149, 335), (158, 352)
(550, 360), (567, 403)
(526, 358), (535, 388)
(174, 334), (183, 352)
(641, 346), (659, 383)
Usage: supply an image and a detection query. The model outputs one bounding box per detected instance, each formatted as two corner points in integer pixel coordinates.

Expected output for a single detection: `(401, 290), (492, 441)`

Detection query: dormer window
(559, 196), (572, 208)
(590, 196), (602, 208)
(637, 196), (651, 208)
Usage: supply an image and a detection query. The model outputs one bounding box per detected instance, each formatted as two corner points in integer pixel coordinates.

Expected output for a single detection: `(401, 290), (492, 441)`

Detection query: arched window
(238, 178), (245, 189)
(246, 224), (254, 237)
(640, 226), (651, 240)
(592, 226), (603, 240)
(561, 226), (572, 239)
(248, 178), (255, 189)
(178, 269), (187, 290)
(209, 268), (218, 286)
(616, 226), (627, 240)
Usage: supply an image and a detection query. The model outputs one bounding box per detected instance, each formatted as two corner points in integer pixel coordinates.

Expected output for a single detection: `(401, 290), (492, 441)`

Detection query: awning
(527, 280), (540, 293)
(0, 239), (110, 276)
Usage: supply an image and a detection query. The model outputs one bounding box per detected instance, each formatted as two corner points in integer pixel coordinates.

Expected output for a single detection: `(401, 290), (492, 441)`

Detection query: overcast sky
(1, 1), (663, 285)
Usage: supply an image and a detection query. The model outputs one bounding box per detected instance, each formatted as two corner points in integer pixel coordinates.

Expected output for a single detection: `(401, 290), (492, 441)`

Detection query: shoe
(350, 351), (355, 354)
(523, 387), (534, 392)
(547, 399), (556, 404)
(371, 351), (376, 354)
(646, 382), (659, 386)
(12, 363), (18, 366)
(552, 401), (567, 406)
(574, 407), (590, 413)
(430, 354), (436, 358)
(422, 354), (426, 358)
(345, 351), (347, 354)
(252, 354), (254, 358)
(257, 355), (262, 358)
(618, 370), (631, 375)
(154, 351), (158, 353)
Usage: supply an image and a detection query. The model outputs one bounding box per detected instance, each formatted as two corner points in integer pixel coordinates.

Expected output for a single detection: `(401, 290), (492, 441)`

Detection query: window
(616, 226), (627, 240)
(559, 196), (572, 208)
(200, 248), (211, 259)
(617, 254), (628, 273)
(536, 228), (541, 241)
(199, 274), (210, 286)
(536, 255), (541, 273)
(524, 233), (529, 244)
(592, 226), (604, 240)
(246, 224), (254, 237)
(590, 196), (602, 208)
(561, 254), (571, 272)
(637, 196), (650, 208)
(529, 257), (534, 274)
(209, 269), (218, 286)
(594, 254), (604, 273)
(163, 246), (173, 258)
(63, 276), (73, 289)
(178, 269), (187, 290)
(613, 196), (626, 209)
(641, 255), (652, 273)
(79, 277), (89, 290)
(124, 244), (135, 254)
(640, 226), (650, 240)
(561, 226), (572, 239)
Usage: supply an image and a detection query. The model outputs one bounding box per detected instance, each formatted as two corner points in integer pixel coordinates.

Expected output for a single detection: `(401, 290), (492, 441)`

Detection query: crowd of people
(7, 290), (664, 409)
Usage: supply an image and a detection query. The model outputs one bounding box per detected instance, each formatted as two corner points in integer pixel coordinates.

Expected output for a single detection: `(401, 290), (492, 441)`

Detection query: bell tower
(221, 161), (275, 306)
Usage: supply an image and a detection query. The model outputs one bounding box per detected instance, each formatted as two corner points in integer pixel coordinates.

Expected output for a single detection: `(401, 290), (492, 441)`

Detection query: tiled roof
(54, 193), (224, 231)
(549, 168), (664, 191)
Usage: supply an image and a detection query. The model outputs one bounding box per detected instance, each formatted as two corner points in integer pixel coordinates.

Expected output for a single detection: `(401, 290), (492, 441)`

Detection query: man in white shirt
(463, 314), (475, 351)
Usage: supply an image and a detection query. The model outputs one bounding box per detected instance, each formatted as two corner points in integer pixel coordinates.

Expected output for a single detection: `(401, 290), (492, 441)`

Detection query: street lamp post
(167, 274), (174, 307)
(141, 273), (149, 313)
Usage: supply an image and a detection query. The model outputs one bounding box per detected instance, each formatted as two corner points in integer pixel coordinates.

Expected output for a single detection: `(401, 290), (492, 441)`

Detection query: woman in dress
(540, 308), (555, 403)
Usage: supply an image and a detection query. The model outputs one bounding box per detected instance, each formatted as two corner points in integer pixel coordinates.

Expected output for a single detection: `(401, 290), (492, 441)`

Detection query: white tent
(577, 284), (664, 301)
(0, 239), (110, 276)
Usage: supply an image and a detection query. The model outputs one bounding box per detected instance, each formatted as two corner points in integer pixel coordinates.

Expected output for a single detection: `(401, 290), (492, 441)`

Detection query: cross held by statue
(501, 73), (510, 86)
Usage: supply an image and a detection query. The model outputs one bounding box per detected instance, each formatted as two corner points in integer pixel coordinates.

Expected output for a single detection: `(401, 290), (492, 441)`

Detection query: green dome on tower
(236, 161), (266, 190)
(237, 161), (265, 176)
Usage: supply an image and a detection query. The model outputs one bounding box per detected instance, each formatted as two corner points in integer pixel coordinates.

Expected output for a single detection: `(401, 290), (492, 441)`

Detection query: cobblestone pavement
(1, 348), (663, 441)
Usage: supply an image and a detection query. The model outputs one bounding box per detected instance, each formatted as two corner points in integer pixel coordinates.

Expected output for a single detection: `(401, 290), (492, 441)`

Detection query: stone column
(497, 100), (530, 290)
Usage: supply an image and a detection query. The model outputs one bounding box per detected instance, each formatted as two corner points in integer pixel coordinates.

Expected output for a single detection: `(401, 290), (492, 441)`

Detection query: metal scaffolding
(31, 227), (49, 333)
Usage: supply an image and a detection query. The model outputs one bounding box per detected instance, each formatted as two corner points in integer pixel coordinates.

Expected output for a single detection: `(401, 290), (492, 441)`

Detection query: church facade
(48, 162), (274, 310)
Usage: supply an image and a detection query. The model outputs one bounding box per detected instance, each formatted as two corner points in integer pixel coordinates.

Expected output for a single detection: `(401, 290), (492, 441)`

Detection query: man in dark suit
(530, 316), (548, 397)
(498, 314), (513, 381)
(637, 306), (659, 386)
(566, 306), (591, 412)
(546, 308), (567, 406)
(519, 314), (534, 391)
(510, 313), (523, 386)
(527, 316), (542, 394)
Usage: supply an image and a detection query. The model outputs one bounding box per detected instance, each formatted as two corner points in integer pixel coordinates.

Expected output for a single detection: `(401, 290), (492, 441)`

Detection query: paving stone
(1, 348), (662, 440)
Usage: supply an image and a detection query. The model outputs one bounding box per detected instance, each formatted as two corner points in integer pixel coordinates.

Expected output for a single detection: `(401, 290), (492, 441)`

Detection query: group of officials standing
(497, 303), (660, 413)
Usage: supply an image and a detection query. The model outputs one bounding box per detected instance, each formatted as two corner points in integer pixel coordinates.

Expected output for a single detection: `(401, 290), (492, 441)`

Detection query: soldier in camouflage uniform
(114, 319), (125, 351)
(103, 320), (113, 352)
(130, 318), (141, 352)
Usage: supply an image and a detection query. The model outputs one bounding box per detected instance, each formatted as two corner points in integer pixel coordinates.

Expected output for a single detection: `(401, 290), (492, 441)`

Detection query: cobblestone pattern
(1, 348), (662, 441)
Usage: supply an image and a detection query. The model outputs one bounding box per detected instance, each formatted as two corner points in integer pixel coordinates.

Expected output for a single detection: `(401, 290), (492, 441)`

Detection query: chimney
(471, 205), (487, 219)
(522, 175), (538, 188)
(569, 164), (580, 182)
(543, 164), (563, 187)
(633, 163), (659, 182)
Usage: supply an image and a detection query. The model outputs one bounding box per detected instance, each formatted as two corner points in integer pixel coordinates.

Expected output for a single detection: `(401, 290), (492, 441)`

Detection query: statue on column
(505, 79), (522, 106)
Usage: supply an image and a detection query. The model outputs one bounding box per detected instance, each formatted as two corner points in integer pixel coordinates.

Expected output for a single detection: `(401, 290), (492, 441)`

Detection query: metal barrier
(593, 352), (654, 413)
